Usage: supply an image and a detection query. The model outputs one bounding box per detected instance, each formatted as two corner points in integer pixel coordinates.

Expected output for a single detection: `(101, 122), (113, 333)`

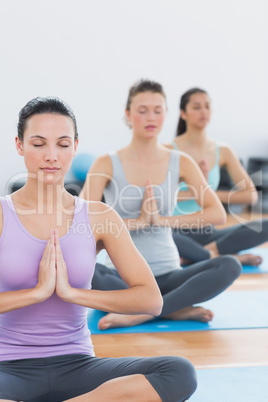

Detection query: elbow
(153, 300), (163, 316)
(250, 190), (258, 205)
(214, 205), (227, 225)
(218, 208), (227, 225)
(148, 293), (163, 316)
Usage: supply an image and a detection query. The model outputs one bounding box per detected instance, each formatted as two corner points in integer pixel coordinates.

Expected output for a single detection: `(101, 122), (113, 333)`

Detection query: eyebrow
(29, 135), (73, 139)
(138, 105), (163, 108)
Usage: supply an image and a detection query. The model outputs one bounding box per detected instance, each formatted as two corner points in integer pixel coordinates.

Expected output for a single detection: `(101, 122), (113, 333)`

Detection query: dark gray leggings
(173, 219), (268, 262)
(93, 255), (241, 316)
(0, 353), (197, 402)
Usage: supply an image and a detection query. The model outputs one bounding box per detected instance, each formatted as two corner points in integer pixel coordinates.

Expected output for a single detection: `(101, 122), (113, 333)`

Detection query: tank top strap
(0, 195), (18, 222)
(73, 196), (90, 224)
(108, 152), (127, 185)
(0, 195), (25, 248)
(215, 143), (220, 165)
(169, 150), (180, 185)
(171, 140), (179, 151)
(0, 197), (10, 246)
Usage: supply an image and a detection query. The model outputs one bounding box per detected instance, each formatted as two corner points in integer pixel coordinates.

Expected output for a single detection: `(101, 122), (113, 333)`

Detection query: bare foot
(98, 313), (154, 330)
(236, 253), (263, 266)
(180, 257), (193, 266)
(204, 241), (219, 259)
(163, 306), (214, 323)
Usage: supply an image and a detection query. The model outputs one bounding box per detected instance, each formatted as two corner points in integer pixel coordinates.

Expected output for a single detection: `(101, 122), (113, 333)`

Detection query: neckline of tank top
(171, 140), (220, 173)
(4, 194), (79, 243)
(112, 150), (179, 188)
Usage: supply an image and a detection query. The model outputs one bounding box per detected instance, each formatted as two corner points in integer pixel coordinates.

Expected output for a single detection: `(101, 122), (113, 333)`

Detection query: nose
(45, 146), (58, 162)
(147, 110), (155, 120)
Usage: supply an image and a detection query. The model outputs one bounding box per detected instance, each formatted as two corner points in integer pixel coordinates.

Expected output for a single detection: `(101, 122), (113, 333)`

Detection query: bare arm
(80, 154), (150, 231)
(80, 154), (112, 202)
(57, 202), (163, 316)
(216, 145), (258, 205)
(152, 153), (227, 228)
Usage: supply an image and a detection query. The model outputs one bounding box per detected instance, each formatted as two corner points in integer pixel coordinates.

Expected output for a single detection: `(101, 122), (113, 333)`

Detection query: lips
(145, 125), (157, 130)
(40, 167), (60, 173)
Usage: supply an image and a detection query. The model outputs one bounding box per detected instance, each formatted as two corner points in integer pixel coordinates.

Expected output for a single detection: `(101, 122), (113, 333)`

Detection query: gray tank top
(103, 150), (181, 276)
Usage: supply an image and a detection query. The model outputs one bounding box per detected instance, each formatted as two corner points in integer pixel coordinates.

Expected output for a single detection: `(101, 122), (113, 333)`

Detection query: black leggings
(0, 354), (197, 402)
(173, 219), (268, 262)
(93, 255), (241, 317)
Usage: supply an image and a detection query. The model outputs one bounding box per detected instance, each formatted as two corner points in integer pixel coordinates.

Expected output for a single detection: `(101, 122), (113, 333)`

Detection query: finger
(146, 179), (154, 198)
(49, 237), (56, 267)
(41, 237), (51, 262)
(55, 230), (64, 265)
(46, 230), (55, 266)
(143, 183), (149, 198)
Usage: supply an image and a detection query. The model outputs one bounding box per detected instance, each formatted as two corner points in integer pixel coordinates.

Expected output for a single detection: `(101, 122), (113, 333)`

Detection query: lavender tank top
(0, 195), (96, 361)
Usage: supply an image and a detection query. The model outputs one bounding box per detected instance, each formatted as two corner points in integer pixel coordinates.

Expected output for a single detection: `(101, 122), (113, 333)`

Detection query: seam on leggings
(145, 373), (169, 402)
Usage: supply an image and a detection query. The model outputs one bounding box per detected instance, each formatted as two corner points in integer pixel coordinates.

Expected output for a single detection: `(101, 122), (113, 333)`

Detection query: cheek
(23, 149), (41, 167)
(157, 114), (165, 125)
(188, 111), (199, 121)
(61, 150), (76, 168)
(132, 114), (145, 126)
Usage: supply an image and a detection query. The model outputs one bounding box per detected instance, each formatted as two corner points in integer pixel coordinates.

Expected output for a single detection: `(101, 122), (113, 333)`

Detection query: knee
(167, 357), (197, 401)
(218, 255), (242, 281)
(262, 219), (268, 235)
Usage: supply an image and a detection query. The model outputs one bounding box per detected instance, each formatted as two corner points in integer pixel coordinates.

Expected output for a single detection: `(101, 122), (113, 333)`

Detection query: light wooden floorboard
(92, 329), (268, 368)
(229, 273), (268, 290)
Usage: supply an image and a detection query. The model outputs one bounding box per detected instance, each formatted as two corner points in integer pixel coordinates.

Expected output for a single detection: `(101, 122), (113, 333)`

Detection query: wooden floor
(92, 212), (268, 372)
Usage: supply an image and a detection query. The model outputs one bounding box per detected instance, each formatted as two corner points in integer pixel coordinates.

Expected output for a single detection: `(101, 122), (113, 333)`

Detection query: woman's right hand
(199, 159), (209, 181)
(137, 183), (152, 228)
(36, 231), (56, 300)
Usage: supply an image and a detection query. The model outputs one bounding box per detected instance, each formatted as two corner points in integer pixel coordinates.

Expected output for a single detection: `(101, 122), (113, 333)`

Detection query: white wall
(0, 0), (267, 195)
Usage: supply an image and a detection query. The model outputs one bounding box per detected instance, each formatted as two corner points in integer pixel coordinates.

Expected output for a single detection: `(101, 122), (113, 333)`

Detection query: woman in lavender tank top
(81, 80), (241, 331)
(0, 98), (197, 401)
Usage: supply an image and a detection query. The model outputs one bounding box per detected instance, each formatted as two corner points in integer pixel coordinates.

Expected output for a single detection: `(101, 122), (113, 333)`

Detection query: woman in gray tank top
(81, 79), (241, 330)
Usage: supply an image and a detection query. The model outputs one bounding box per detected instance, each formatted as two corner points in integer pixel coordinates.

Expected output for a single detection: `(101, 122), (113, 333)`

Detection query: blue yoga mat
(191, 366), (268, 402)
(239, 247), (268, 273)
(87, 289), (268, 334)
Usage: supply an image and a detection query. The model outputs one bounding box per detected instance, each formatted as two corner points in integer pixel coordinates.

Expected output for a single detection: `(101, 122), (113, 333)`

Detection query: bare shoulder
(87, 200), (112, 214)
(179, 151), (199, 179)
(87, 201), (126, 243)
(218, 142), (237, 165)
(180, 151), (197, 165)
(87, 200), (121, 225)
(90, 153), (113, 176)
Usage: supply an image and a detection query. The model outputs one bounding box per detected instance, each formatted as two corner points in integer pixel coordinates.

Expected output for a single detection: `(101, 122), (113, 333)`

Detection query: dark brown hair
(126, 79), (166, 111)
(176, 88), (208, 136)
(18, 97), (78, 141)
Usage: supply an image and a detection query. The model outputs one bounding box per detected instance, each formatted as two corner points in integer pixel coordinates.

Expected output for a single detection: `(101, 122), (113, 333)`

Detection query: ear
(180, 109), (187, 121)
(15, 136), (24, 156)
(73, 138), (79, 157)
(125, 109), (131, 124)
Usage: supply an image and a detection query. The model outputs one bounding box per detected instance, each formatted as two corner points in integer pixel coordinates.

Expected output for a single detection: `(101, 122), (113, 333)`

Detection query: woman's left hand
(146, 179), (163, 226)
(199, 159), (209, 182)
(54, 230), (73, 300)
